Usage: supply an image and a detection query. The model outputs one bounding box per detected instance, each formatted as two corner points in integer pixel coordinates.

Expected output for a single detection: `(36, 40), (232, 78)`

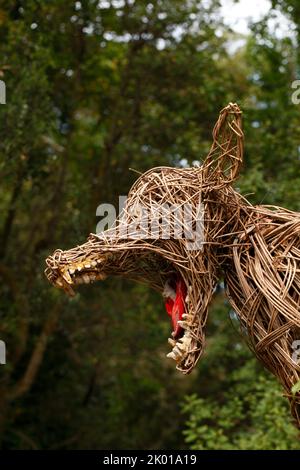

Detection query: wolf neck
(204, 185), (252, 268)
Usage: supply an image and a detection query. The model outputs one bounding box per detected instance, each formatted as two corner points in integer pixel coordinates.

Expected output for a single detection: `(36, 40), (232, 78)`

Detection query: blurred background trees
(0, 0), (299, 449)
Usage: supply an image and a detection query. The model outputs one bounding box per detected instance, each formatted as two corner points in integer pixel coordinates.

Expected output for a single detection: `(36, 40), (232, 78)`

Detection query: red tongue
(165, 278), (187, 339)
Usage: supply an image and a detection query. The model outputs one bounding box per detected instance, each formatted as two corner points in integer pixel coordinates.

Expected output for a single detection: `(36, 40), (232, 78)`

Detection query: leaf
(291, 380), (300, 397)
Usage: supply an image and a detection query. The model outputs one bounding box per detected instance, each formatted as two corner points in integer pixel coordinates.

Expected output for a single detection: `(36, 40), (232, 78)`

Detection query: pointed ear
(203, 102), (244, 185)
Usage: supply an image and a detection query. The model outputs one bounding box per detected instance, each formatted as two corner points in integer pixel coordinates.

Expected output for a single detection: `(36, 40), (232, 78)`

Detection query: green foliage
(292, 380), (300, 396)
(183, 364), (300, 450)
(182, 298), (300, 450)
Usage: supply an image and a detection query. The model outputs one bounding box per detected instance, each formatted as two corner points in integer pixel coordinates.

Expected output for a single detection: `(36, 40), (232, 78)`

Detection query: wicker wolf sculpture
(45, 103), (300, 427)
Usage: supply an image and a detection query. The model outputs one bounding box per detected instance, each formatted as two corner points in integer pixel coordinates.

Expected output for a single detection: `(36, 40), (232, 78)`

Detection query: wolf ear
(203, 103), (243, 186)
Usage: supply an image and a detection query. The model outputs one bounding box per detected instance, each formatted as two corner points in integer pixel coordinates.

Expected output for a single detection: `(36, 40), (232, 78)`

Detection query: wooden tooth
(66, 285), (75, 297)
(166, 351), (177, 360)
(174, 343), (185, 353)
(62, 271), (72, 284)
(180, 336), (191, 346)
(177, 320), (189, 329)
(172, 345), (183, 357)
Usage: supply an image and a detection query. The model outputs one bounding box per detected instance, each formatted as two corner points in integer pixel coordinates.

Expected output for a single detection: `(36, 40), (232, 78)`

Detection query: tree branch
(9, 302), (62, 401)
(0, 262), (30, 365)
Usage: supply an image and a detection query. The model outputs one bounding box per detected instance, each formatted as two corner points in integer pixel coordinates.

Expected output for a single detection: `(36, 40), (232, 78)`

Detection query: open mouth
(45, 240), (199, 373)
(162, 276), (194, 364)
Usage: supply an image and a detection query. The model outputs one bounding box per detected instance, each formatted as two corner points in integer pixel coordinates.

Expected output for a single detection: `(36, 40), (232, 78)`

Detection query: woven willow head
(45, 103), (300, 427)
